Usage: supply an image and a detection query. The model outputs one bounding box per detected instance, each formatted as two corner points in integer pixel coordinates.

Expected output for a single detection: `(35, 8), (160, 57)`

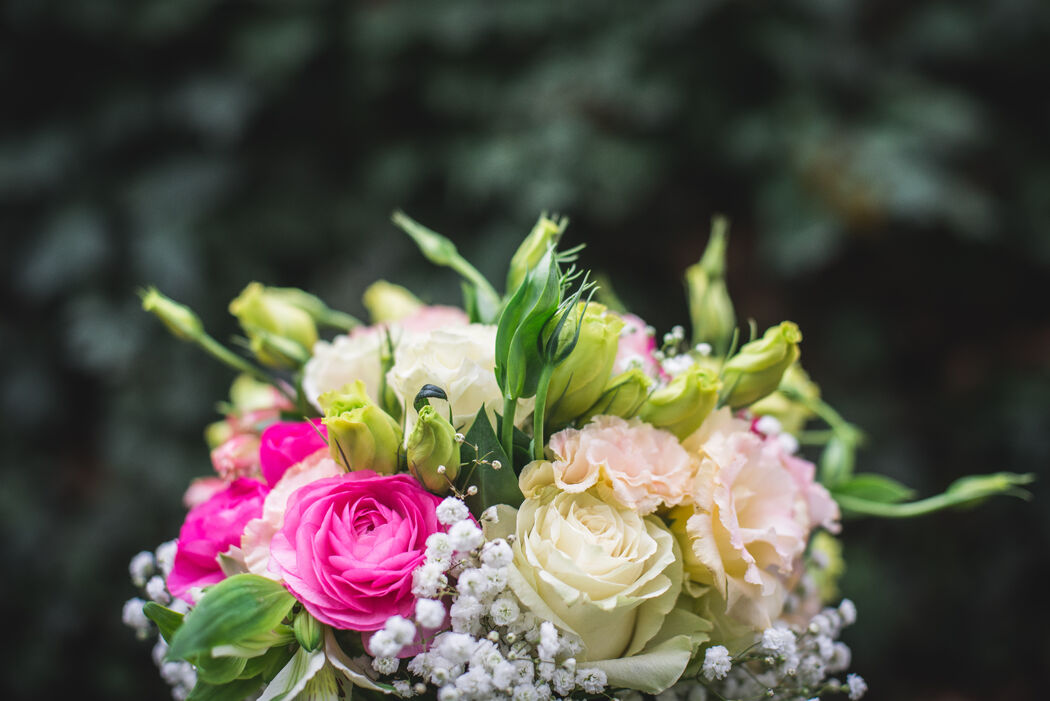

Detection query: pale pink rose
(210, 434), (262, 481)
(675, 409), (812, 629)
(167, 478), (268, 603)
(537, 415), (696, 514)
(778, 449), (841, 534)
(396, 305), (469, 333)
(270, 471), (446, 630)
(612, 312), (665, 379)
(183, 476), (226, 509)
(241, 451), (343, 579)
(258, 419), (328, 487)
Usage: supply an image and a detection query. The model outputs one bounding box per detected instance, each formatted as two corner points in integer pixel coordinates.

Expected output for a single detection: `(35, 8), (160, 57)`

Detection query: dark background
(2, 1), (1048, 699)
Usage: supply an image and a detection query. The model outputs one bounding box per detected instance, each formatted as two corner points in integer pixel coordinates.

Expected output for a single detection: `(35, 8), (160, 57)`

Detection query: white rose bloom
(302, 329), (388, 410)
(387, 324), (532, 438)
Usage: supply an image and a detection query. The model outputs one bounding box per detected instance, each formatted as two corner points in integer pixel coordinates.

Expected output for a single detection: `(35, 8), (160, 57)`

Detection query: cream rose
(671, 408), (813, 630)
(386, 324), (532, 438)
(521, 416), (696, 515)
(489, 486), (683, 662)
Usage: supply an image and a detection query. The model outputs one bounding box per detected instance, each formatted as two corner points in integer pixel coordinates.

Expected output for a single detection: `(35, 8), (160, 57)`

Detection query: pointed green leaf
(186, 677), (262, 701)
(460, 408), (522, 515)
(240, 644), (295, 682)
(195, 654), (248, 685)
(168, 575), (296, 661)
(832, 473), (916, 504)
(257, 647), (326, 701)
(143, 602), (184, 644)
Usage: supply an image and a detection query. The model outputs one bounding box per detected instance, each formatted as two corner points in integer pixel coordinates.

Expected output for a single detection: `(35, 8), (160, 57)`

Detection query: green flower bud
(320, 381), (402, 474)
(578, 367), (655, 425)
(204, 420), (233, 450)
(721, 321), (802, 409)
(749, 363), (820, 435)
(293, 610), (323, 652)
(406, 405), (461, 494)
(506, 214), (567, 294)
(229, 282), (319, 368)
(545, 302), (625, 428)
(140, 287), (204, 341)
(363, 280), (423, 323)
(638, 365), (721, 439)
(685, 217), (736, 355)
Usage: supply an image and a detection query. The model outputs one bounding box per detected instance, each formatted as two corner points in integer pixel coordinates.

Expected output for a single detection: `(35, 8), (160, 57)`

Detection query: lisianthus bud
(363, 280), (423, 323)
(406, 405), (461, 494)
(545, 302), (625, 428)
(506, 214), (566, 294)
(721, 321), (802, 409)
(638, 365), (721, 439)
(320, 381), (402, 474)
(750, 363), (820, 435)
(229, 282), (319, 368)
(293, 610), (323, 652)
(140, 287), (204, 341)
(685, 217), (736, 355)
(578, 368), (655, 425)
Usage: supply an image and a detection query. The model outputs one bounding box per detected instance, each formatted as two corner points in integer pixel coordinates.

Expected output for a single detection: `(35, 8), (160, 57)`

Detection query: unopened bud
(506, 214), (567, 294)
(140, 287), (204, 341)
(638, 365), (721, 439)
(229, 282), (318, 368)
(293, 611), (323, 652)
(721, 321), (802, 409)
(545, 302), (625, 428)
(750, 363), (820, 435)
(406, 405), (461, 493)
(578, 368), (655, 425)
(320, 380), (402, 474)
(685, 217), (736, 355)
(363, 280), (423, 323)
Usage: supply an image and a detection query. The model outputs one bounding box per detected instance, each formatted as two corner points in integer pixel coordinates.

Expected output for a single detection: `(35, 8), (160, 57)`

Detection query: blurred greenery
(2, 0), (1048, 699)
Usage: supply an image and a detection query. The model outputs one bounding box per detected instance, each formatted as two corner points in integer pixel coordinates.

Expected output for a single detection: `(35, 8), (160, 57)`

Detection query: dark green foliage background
(2, 1), (1048, 699)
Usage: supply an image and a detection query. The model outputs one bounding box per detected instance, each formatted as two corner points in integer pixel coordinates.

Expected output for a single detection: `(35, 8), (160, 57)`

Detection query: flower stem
(501, 395), (517, 463)
(532, 364), (554, 460)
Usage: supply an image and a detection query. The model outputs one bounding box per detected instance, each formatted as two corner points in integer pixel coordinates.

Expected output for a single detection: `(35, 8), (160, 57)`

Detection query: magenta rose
(259, 419), (327, 487)
(167, 477), (268, 603)
(270, 471), (445, 630)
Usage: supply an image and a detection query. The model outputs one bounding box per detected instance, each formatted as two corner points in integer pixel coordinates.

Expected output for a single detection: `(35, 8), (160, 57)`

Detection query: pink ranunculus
(210, 434), (262, 482)
(612, 312), (665, 380)
(183, 476), (226, 509)
(167, 478), (268, 603)
(259, 419), (328, 487)
(270, 471), (446, 631)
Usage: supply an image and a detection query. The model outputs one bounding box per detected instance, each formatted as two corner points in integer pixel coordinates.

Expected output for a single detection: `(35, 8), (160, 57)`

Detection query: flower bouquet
(125, 212), (1032, 701)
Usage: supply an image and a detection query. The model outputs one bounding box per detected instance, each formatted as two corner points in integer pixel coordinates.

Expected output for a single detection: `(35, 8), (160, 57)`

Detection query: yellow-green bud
(229, 282), (318, 368)
(506, 214), (566, 294)
(545, 302), (625, 428)
(749, 363), (820, 435)
(578, 368), (655, 425)
(228, 373), (280, 413)
(293, 611), (323, 652)
(406, 405), (461, 494)
(721, 321), (802, 409)
(140, 287), (204, 341)
(685, 217), (736, 355)
(363, 280), (423, 323)
(320, 381), (402, 474)
(204, 420), (233, 450)
(638, 365), (721, 439)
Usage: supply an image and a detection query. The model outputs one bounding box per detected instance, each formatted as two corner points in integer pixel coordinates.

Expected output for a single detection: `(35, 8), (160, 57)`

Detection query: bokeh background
(2, 0), (1048, 699)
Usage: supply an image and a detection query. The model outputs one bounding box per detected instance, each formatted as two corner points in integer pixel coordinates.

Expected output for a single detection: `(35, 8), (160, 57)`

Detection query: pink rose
(612, 313), (665, 379)
(526, 415), (696, 515)
(167, 478), (268, 603)
(270, 472), (446, 631)
(210, 434), (262, 481)
(183, 476), (226, 509)
(259, 419), (328, 487)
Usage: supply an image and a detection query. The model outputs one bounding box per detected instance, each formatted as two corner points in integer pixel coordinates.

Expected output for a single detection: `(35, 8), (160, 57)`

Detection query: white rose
(387, 324), (532, 438)
(302, 329), (387, 410)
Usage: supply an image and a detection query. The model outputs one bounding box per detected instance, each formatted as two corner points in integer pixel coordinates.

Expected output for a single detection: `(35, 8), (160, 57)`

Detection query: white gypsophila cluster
(662, 599), (864, 701)
(374, 497), (607, 700)
(123, 540), (194, 700)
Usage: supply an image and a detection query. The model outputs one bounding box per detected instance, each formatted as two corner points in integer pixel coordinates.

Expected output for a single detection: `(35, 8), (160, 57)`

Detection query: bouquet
(124, 212), (1031, 701)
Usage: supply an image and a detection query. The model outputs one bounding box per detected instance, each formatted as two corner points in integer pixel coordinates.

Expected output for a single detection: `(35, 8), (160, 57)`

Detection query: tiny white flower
(129, 551), (155, 587)
(448, 520), (484, 552)
(155, 540), (177, 576)
(412, 562), (448, 598)
(838, 598), (857, 626)
(754, 415), (782, 436)
(537, 621), (559, 661)
(492, 660), (518, 690)
(426, 532), (453, 560)
(701, 645), (732, 681)
(847, 673), (868, 699)
(537, 661), (556, 681)
(551, 668), (574, 696)
(436, 497), (471, 526)
(457, 569), (490, 599)
(695, 342), (713, 356)
(436, 632), (475, 664)
(480, 539), (512, 568)
(415, 598), (447, 629)
(121, 598), (149, 630)
(829, 642), (852, 673)
(145, 575), (170, 604)
(392, 679), (413, 697)
(437, 686), (460, 701)
(761, 626), (797, 656)
(512, 684), (539, 701)
(368, 629), (402, 658)
(384, 615), (417, 645)
(489, 596), (520, 627)
(372, 656), (398, 675)
(777, 432), (800, 455)
(576, 667), (607, 694)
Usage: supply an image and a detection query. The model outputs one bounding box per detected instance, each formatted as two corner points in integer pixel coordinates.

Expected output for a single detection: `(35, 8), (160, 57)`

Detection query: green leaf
(460, 408), (523, 515)
(168, 575), (296, 662)
(186, 677), (263, 701)
(195, 654), (248, 685)
(239, 644), (295, 682)
(257, 647), (326, 701)
(143, 602), (184, 643)
(832, 473), (916, 504)
(818, 433), (856, 488)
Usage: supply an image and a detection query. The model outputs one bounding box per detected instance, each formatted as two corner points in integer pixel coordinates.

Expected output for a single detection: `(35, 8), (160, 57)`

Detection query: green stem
(196, 333), (295, 403)
(501, 396), (517, 464)
(532, 364), (555, 460)
(834, 489), (1009, 518)
(317, 308), (362, 330)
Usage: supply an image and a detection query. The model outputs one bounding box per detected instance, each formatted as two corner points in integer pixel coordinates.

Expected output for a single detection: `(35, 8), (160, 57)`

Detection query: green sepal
(460, 408), (522, 516)
(832, 473), (916, 504)
(168, 574), (296, 662)
(142, 602), (184, 644)
(186, 677), (263, 701)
